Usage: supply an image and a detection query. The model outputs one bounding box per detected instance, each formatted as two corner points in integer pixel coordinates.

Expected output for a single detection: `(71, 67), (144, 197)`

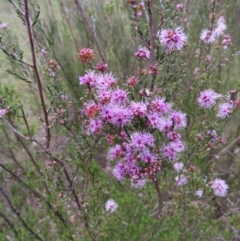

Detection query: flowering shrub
(0, 0), (240, 240)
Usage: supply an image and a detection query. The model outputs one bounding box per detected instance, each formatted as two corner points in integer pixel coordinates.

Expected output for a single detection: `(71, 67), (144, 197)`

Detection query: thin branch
(154, 178), (163, 218)
(24, 0), (51, 149)
(146, 0), (156, 90)
(0, 117), (29, 140)
(0, 163), (68, 228)
(0, 211), (19, 239)
(0, 188), (44, 241)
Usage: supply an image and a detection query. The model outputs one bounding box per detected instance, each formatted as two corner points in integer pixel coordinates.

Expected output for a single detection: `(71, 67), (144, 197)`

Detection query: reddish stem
(24, 0), (51, 149)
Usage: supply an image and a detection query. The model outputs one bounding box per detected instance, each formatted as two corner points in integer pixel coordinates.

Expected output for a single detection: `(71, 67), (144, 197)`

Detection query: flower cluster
(78, 48), (96, 63)
(200, 16), (228, 45)
(126, 1), (144, 18)
(197, 89), (236, 119)
(80, 66), (187, 185)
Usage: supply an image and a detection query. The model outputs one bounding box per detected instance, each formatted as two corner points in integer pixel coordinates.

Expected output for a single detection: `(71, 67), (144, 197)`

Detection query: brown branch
(73, 0), (106, 64)
(154, 179), (163, 218)
(146, 0), (156, 90)
(24, 0), (51, 149)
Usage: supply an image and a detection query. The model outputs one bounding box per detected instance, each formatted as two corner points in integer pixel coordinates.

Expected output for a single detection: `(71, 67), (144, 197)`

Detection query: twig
(0, 188), (44, 241)
(0, 211), (19, 239)
(24, 0), (51, 149)
(154, 178), (163, 218)
(0, 117), (29, 140)
(146, 0), (156, 90)
(0, 163), (68, 228)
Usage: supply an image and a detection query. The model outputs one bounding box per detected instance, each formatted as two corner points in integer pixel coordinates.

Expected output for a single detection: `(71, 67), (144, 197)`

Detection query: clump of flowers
(78, 48), (96, 63)
(197, 88), (237, 119)
(80, 62), (187, 185)
(126, 1), (144, 18)
(200, 16), (228, 44)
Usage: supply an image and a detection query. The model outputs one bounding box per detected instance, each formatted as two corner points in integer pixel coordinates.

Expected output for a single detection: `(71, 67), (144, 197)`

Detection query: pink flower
(147, 113), (161, 129)
(176, 3), (183, 11)
(196, 189), (203, 198)
(127, 76), (138, 86)
(205, 55), (212, 63)
(213, 16), (227, 38)
(161, 143), (178, 161)
(217, 102), (233, 118)
(100, 104), (115, 122)
(149, 98), (172, 115)
(158, 27), (187, 52)
(79, 70), (98, 87)
(173, 162), (184, 173)
(78, 48), (95, 63)
(201, 17), (227, 44)
(171, 140), (185, 152)
(87, 119), (103, 134)
(110, 106), (133, 126)
(135, 46), (150, 59)
(197, 89), (222, 108)
(210, 178), (228, 197)
(111, 88), (128, 104)
(101, 104), (133, 126)
(95, 62), (108, 72)
(167, 132), (181, 141)
(158, 117), (173, 133)
(161, 141), (185, 161)
(130, 132), (155, 151)
(95, 73), (117, 89)
(130, 101), (147, 117)
(200, 29), (215, 43)
(170, 111), (187, 129)
(138, 150), (157, 163)
(0, 23), (8, 30)
(113, 163), (125, 181)
(222, 34), (232, 50)
(0, 109), (6, 116)
(175, 174), (187, 186)
(39, 48), (48, 56)
(107, 145), (123, 161)
(105, 199), (118, 212)
(136, 11), (142, 17)
(96, 89), (112, 105)
(131, 179), (146, 188)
